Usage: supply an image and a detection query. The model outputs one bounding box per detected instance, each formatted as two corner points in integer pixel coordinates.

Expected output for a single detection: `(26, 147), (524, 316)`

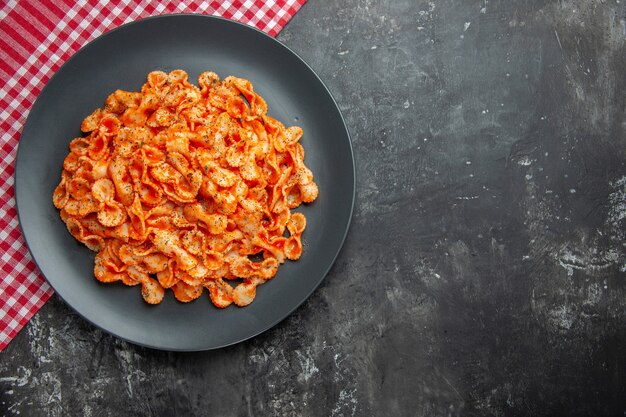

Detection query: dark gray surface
(15, 15), (354, 351)
(2, 0), (626, 415)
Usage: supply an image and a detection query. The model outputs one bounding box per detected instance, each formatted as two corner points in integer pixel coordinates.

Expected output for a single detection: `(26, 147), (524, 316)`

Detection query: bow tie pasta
(53, 70), (318, 308)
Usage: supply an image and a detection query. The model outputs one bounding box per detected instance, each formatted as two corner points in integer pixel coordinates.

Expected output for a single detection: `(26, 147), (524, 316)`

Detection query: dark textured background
(2, 0), (626, 416)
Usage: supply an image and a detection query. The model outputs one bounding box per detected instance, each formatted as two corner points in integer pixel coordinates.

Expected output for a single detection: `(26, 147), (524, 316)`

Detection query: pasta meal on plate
(52, 69), (318, 307)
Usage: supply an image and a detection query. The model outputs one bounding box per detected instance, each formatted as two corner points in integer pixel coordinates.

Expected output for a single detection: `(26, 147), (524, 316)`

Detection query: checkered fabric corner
(0, 0), (307, 352)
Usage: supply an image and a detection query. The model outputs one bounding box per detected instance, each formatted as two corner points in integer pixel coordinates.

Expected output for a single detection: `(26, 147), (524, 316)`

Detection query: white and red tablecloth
(0, 0), (307, 351)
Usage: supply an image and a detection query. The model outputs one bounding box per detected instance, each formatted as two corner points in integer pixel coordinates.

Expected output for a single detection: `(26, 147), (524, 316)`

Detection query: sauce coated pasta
(53, 70), (318, 307)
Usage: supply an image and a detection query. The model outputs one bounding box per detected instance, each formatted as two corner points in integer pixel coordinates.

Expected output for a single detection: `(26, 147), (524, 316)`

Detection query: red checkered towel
(0, 0), (306, 351)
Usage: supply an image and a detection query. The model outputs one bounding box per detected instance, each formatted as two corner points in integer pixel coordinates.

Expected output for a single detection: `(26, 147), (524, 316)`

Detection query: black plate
(15, 15), (354, 351)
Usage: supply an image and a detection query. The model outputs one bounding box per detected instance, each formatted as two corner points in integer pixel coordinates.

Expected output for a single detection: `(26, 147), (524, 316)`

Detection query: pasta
(53, 70), (318, 307)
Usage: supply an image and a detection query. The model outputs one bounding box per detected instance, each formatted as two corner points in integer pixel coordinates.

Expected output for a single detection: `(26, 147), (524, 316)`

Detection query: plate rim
(15, 13), (356, 351)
